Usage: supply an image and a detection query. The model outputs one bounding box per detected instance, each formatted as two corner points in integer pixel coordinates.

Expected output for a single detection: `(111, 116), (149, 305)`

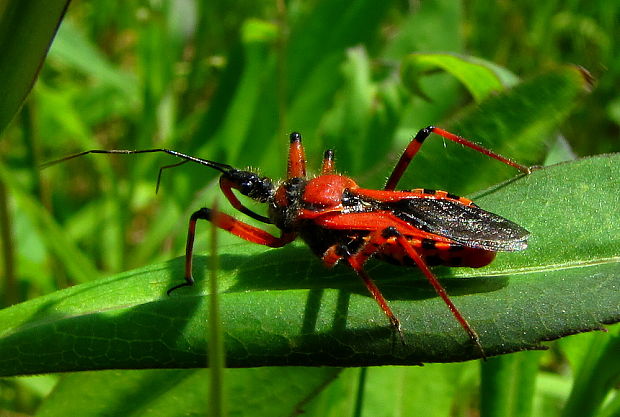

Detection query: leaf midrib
(456, 257), (620, 277)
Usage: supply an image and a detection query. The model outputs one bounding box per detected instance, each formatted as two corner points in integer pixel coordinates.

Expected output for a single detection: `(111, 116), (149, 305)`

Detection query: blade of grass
(0, 181), (17, 306)
(560, 327), (620, 417)
(208, 202), (225, 417)
(35, 368), (341, 417)
(352, 367), (367, 417)
(0, 0), (70, 135)
(480, 351), (544, 417)
(0, 162), (100, 283)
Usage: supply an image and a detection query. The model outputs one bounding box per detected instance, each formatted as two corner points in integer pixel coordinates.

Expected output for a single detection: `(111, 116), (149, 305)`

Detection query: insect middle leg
(388, 229), (485, 358)
(321, 239), (404, 343)
(167, 208), (296, 294)
(316, 212), (485, 357)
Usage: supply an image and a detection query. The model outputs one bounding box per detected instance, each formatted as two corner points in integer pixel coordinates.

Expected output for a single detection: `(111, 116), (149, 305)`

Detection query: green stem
(352, 367), (367, 417)
(561, 331), (620, 417)
(480, 351), (542, 417)
(208, 201), (226, 417)
(0, 179), (17, 306)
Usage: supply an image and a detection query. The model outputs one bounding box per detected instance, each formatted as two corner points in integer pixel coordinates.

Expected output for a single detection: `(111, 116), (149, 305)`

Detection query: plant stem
(353, 367), (367, 417)
(208, 201), (226, 417)
(480, 351), (542, 417)
(0, 179), (17, 306)
(561, 330), (620, 417)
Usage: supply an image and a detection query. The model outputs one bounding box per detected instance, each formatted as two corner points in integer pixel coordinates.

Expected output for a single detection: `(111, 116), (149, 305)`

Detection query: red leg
(288, 132), (307, 178)
(167, 207), (296, 294)
(391, 231), (485, 358)
(312, 211), (486, 357)
(385, 126), (531, 190)
(320, 238), (404, 343)
(322, 243), (345, 267)
(314, 217), (418, 344)
(347, 255), (404, 344)
(340, 227), (430, 345)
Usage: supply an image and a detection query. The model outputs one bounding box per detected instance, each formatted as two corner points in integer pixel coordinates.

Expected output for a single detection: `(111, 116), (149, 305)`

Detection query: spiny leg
(385, 126), (531, 190)
(312, 212), (485, 356)
(167, 207), (296, 294)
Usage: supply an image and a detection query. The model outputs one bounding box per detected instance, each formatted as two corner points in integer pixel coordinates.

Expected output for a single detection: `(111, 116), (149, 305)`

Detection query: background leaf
(0, 1), (70, 135)
(401, 52), (518, 102)
(35, 368), (341, 417)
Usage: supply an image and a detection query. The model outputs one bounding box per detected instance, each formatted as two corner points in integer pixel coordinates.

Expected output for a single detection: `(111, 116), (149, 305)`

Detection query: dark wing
(385, 197), (529, 251)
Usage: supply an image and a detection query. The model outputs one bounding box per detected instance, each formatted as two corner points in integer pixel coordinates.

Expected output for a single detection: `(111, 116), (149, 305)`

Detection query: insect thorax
(269, 177), (307, 232)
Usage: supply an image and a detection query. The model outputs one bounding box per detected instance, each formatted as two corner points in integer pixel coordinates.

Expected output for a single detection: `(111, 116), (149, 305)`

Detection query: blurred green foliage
(0, 0), (618, 416)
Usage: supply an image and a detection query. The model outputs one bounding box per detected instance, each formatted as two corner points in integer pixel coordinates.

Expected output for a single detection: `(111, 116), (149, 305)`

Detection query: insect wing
(386, 197), (529, 251)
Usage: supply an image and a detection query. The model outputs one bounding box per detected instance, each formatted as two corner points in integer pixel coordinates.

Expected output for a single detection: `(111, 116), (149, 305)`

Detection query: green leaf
(0, 1), (70, 135)
(0, 155), (618, 375)
(358, 364), (477, 417)
(401, 53), (519, 102)
(35, 368), (341, 417)
(480, 352), (544, 417)
(48, 20), (138, 101)
(0, 162), (100, 283)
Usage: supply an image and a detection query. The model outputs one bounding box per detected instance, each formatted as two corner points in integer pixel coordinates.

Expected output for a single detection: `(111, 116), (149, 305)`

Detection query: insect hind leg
(385, 126), (531, 190)
(388, 227), (487, 359)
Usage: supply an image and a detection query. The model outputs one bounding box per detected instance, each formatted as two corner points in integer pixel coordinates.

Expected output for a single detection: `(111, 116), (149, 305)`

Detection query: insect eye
(233, 173), (274, 202)
(240, 180), (254, 194)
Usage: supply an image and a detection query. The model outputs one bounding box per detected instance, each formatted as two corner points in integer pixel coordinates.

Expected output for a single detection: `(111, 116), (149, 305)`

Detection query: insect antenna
(156, 160), (189, 194)
(42, 148), (235, 174)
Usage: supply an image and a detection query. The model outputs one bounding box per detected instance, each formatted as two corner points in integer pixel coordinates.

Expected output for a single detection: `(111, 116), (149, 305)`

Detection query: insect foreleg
(167, 207), (296, 295)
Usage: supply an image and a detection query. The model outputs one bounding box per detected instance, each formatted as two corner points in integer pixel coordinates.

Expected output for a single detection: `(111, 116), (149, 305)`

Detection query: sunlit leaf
(0, 155), (617, 375)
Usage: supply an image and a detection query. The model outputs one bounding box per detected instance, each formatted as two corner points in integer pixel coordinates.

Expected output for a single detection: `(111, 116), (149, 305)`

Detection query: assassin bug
(45, 127), (531, 358)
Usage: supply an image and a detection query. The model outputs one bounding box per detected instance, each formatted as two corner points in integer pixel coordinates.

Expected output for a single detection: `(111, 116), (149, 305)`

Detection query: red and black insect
(46, 127), (531, 358)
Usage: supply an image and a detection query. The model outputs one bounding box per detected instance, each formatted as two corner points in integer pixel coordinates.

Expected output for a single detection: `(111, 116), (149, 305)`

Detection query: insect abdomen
(376, 237), (496, 268)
